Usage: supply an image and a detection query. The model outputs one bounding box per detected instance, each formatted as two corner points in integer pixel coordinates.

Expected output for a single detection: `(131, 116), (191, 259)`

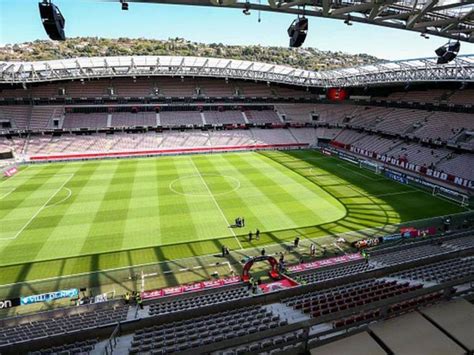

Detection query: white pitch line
(337, 164), (384, 181)
(373, 190), (416, 198)
(189, 157), (244, 250)
(341, 190), (417, 199)
(1, 174), (74, 241)
(45, 187), (72, 208)
(0, 165), (30, 185)
(405, 182), (471, 210)
(0, 187), (15, 200)
(1, 210), (470, 288)
(333, 242), (346, 255)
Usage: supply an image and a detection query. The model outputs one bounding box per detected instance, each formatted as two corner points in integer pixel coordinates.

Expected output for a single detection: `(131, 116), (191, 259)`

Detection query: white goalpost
(432, 186), (470, 207)
(359, 159), (382, 174)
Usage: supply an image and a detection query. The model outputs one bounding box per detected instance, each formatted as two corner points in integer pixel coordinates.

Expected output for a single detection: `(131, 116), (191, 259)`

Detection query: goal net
(359, 160), (381, 174)
(432, 186), (469, 207)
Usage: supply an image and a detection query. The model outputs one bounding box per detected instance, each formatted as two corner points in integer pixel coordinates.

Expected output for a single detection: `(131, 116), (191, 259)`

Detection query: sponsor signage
(141, 276), (241, 300)
(94, 293), (108, 304)
(385, 171), (408, 184)
(3, 166), (18, 178)
(381, 233), (402, 242)
(341, 144), (473, 190)
(20, 289), (79, 305)
(0, 298), (20, 309)
(259, 278), (298, 294)
(286, 253), (363, 273)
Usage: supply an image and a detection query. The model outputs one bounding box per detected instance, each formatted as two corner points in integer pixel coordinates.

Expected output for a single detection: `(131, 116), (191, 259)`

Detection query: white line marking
(0, 187), (15, 200)
(45, 187), (72, 208)
(406, 182), (471, 210)
(0, 174), (74, 241)
(334, 156), (470, 209)
(337, 164), (384, 181)
(189, 157), (244, 250)
(193, 266), (203, 269)
(333, 242), (346, 255)
(0, 165), (30, 185)
(169, 174), (241, 197)
(340, 190), (417, 199)
(1, 210), (470, 288)
(373, 190), (416, 198)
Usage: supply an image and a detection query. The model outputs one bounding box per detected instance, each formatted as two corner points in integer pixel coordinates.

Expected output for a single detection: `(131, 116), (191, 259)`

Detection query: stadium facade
(0, 55), (473, 354)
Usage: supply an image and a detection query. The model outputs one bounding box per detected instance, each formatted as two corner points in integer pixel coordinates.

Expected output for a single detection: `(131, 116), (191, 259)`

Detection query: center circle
(169, 174), (241, 197)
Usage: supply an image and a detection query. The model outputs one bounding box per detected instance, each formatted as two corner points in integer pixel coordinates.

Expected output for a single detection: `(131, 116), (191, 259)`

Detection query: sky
(0, 0), (473, 60)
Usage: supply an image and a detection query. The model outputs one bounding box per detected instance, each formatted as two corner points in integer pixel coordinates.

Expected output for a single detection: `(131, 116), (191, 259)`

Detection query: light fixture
(344, 15), (352, 26)
(243, 2), (250, 15)
(38, 0), (66, 41)
(288, 16), (308, 48)
(435, 41), (461, 64)
(121, 0), (129, 10)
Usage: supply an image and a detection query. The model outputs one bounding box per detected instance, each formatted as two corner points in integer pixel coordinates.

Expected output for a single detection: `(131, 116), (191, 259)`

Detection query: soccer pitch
(0, 150), (467, 287)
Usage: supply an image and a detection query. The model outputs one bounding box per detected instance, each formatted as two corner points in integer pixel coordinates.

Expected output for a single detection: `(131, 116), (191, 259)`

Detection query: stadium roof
(130, 0), (474, 43)
(0, 55), (473, 88)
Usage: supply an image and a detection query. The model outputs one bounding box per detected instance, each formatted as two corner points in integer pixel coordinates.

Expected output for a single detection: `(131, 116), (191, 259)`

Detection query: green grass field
(0, 150), (468, 291)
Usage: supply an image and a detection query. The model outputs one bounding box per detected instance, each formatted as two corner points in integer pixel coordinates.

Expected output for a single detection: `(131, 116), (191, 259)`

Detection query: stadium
(0, 1), (474, 355)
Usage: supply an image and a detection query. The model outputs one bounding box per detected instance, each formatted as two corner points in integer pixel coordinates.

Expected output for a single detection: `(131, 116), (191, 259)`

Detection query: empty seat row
(284, 278), (425, 320)
(0, 306), (128, 346)
(148, 287), (250, 316)
(372, 244), (449, 266)
(390, 257), (474, 284)
(28, 338), (97, 355)
(216, 330), (306, 355)
(295, 262), (374, 284)
(130, 306), (287, 354)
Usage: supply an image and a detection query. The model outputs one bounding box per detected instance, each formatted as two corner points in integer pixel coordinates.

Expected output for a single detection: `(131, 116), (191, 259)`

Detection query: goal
(432, 186), (469, 207)
(359, 160), (381, 174)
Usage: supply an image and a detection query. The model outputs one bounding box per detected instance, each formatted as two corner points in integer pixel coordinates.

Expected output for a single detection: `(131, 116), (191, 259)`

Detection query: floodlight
(288, 17), (308, 48)
(435, 41), (460, 64)
(38, 0), (66, 41)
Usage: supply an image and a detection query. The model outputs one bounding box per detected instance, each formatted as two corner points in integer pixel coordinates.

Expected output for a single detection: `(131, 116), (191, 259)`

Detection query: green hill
(0, 37), (380, 70)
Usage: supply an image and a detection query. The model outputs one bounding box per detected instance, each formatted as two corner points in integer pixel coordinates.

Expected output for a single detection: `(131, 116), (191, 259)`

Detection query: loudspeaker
(39, 1), (66, 41)
(288, 17), (308, 48)
(435, 46), (447, 57)
(435, 41), (460, 64)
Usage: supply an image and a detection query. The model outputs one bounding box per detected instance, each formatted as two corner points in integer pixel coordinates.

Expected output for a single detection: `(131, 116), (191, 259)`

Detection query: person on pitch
(248, 231), (253, 242)
(310, 243), (316, 257)
(294, 236), (300, 248)
(256, 229), (260, 240)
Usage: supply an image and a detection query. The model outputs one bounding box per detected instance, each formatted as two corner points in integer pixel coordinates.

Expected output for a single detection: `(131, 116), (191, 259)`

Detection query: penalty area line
(1, 174), (74, 241)
(189, 158), (244, 250)
(0, 165), (30, 185)
(45, 187), (72, 208)
(1, 210), (470, 288)
(0, 187), (15, 200)
(337, 164), (385, 181)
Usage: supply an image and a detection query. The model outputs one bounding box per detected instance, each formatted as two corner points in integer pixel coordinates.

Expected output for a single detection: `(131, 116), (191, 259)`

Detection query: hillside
(0, 37), (380, 70)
